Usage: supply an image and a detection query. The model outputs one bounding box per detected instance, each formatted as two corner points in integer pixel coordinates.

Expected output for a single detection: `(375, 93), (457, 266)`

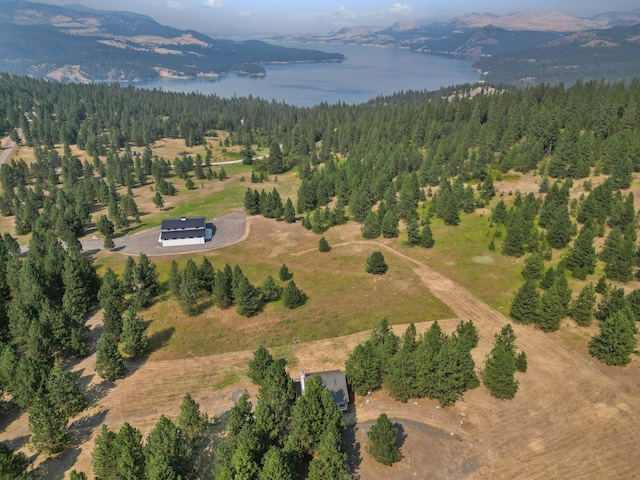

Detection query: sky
(38, 0), (640, 38)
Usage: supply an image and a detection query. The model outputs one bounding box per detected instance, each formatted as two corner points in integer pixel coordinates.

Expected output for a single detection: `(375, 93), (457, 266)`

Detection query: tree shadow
(344, 402), (362, 480)
(3, 434), (29, 451)
(36, 409), (108, 480)
(394, 421), (408, 455)
(148, 327), (175, 352)
(196, 298), (215, 315)
(85, 378), (117, 405)
(0, 400), (22, 435)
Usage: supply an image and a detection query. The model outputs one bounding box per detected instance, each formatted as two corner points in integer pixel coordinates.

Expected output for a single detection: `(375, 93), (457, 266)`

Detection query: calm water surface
(132, 43), (480, 107)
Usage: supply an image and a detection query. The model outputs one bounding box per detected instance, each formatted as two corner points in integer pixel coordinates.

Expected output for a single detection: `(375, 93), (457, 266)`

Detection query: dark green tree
(318, 236), (331, 252)
(152, 191), (164, 209)
(502, 210), (526, 257)
(254, 361), (296, 445)
(538, 285), (565, 332)
(28, 394), (69, 455)
(114, 422), (145, 480)
(121, 307), (150, 357)
(405, 215), (421, 246)
(95, 332), (126, 381)
(570, 283), (596, 326)
(176, 393), (208, 442)
(281, 280), (307, 309)
(133, 253), (160, 309)
(589, 310), (637, 366)
(345, 340), (382, 396)
(361, 211), (381, 239)
(259, 275), (282, 303)
(481, 343), (519, 399)
(278, 264), (293, 281)
(46, 364), (87, 418)
(419, 223), (435, 248)
(144, 415), (193, 480)
(509, 280), (540, 324)
(366, 251), (388, 275)
(565, 223), (596, 279)
(247, 345), (275, 386)
(521, 253), (544, 280)
(366, 413), (401, 466)
(122, 256), (136, 294)
(283, 198), (296, 223)
(259, 446), (293, 480)
(234, 274), (260, 317)
(197, 257), (215, 294)
(92, 425), (117, 480)
(381, 209), (400, 238)
(307, 427), (349, 480)
(213, 266), (233, 309)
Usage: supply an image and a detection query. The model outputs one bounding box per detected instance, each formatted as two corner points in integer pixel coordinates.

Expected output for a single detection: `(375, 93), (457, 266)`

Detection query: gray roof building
(300, 370), (350, 412)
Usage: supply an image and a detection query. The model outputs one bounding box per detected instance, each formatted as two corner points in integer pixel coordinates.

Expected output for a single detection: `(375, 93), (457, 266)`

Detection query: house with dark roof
(299, 370), (350, 412)
(159, 216), (212, 247)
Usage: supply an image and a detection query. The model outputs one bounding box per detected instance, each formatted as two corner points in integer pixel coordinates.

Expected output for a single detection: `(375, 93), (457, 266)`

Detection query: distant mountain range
(282, 9), (640, 86)
(0, 0), (344, 83)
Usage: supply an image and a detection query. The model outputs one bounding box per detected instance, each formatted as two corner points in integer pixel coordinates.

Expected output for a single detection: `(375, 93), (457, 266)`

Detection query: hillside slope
(0, 0), (344, 82)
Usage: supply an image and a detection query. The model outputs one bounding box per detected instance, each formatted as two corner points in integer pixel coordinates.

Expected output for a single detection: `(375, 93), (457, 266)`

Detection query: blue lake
(131, 42), (480, 107)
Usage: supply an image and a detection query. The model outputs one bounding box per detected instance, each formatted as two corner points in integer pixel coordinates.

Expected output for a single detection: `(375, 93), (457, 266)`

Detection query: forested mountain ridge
(282, 8), (640, 87)
(0, 0), (344, 82)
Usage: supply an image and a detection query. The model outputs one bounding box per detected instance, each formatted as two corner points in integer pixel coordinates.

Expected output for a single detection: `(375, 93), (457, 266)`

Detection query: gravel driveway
(82, 211), (247, 256)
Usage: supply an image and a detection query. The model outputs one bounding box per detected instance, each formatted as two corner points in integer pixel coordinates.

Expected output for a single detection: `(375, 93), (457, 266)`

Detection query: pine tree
(122, 256), (136, 294)
(234, 274), (260, 317)
(278, 264), (292, 281)
(259, 275), (282, 302)
(366, 413), (401, 466)
(570, 283), (596, 326)
(176, 393), (208, 442)
(121, 307), (150, 357)
(366, 251), (388, 275)
(419, 223), (435, 248)
(538, 285), (565, 332)
(307, 427), (349, 480)
(95, 332), (126, 381)
(406, 215), (421, 246)
(133, 253), (160, 309)
(345, 341), (382, 395)
(247, 345), (275, 386)
(381, 209), (400, 238)
(565, 223), (596, 279)
(589, 310), (637, 366)
(283, 198), (296, 223)
(152, 191), (164, 209)
(179, 269), (200, 316)
(502, 210), (526, 257)
(259, 446), (293, 480)
(482, 343), (519, 399)
(213, 266), (233, 309)
(92, 425), (117, 480)
(46, 364), (87, 418)
(28, 394), (69, 454)
(114, 422), (145, 480)
(103, 235), (115, 250)
(254, 361), (296, 445)
(509, 280), (540, 324)
(197, 257), (215, 294)
(521, 253), (544, 280)
(144, 415), (193, 479)
(361, 211), (381, 239)
(281, 280), (307, 309)
(318, 236), (331, 252)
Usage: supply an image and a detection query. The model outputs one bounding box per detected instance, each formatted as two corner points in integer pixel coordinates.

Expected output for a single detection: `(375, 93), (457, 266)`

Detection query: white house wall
(161, 237), (205, 247)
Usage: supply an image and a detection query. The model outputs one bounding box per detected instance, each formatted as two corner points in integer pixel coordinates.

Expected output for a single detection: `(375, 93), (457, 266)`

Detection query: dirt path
(0, 137), (16, 165)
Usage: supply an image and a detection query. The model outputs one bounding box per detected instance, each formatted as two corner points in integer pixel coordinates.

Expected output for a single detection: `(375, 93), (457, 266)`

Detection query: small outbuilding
(159, 216), (212, 247)
(299, 370), (350, 412)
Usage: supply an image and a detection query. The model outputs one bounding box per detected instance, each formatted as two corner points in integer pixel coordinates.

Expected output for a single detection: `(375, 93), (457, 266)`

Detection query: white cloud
(165, 0), (188, 9)
(389, 3), (410, 14)
(238, 10), (252, 17)
(203, 0), (225, 7)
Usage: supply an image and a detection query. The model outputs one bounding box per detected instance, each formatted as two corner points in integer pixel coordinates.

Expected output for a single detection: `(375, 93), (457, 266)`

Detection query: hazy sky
(39, 0), (639, 38)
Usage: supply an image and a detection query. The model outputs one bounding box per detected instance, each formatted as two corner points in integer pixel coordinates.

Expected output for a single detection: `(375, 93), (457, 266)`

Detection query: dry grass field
(1, 151), (640, 479)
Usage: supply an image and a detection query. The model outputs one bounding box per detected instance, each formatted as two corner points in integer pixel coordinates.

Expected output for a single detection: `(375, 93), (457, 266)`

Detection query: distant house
(159, 216), (212, 247)
(299, 370), (350, 412)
